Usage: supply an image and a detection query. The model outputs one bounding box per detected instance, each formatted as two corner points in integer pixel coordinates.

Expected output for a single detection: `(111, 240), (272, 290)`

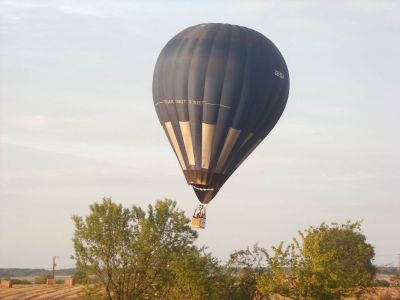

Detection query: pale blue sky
(0, 0), (399, 269)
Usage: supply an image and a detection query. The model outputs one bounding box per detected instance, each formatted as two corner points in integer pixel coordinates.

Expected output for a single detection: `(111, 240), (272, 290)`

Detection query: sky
(0, 0), (399, 269)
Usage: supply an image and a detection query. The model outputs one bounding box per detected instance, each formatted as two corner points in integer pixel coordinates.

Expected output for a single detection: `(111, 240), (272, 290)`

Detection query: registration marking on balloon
(274, 70), (285, 79)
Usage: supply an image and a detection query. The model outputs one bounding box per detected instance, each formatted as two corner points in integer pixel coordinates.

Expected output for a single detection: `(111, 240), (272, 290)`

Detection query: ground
(0, 284), (83, 299)
(0, 285), (399, 299)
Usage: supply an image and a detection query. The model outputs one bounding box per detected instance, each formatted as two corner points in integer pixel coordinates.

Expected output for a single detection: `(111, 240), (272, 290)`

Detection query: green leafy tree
(72, 198), (134, 299)
(72, 268), (89, 284)
(257, 241), (310, 299)
(228, 244), (269, 300)
(163, 248), (231, 299)
(257, 221), (376, 300)
(72, 198), (227, 299)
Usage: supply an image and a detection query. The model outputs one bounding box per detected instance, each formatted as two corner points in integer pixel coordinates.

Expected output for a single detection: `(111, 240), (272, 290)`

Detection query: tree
(72, 268), (89, 284)
(228, 244), (268, 300)
(72, 198), (133, 299)
(256, 241), (310, 300)
(163, 247), (231, 300)
(257, 221), (376, 300)
(72, 198), (227, 299)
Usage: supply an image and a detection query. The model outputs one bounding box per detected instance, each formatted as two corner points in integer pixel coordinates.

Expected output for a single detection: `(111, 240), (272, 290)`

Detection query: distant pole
(52, 256), (58, 280)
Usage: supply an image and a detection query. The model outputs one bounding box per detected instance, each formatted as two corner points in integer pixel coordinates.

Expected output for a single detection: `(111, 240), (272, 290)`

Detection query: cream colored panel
(164, 122), (186, 170)
(215, 128), (241, 173)
(201, 123), (215, 169)
(179, 121), (195, 166)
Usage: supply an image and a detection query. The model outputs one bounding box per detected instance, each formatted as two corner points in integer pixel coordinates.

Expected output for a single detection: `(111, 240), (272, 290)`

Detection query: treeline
(0, 268), (75, 278)
(377, 266), (400, 275)
(71, 198), (385, 300)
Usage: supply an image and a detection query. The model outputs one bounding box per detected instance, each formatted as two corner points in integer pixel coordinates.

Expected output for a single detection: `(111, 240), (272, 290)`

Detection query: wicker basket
(192, 217), (206, 229)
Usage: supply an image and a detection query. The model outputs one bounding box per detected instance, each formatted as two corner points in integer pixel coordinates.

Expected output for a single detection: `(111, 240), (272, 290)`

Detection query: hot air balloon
(152, 23), (289, 228)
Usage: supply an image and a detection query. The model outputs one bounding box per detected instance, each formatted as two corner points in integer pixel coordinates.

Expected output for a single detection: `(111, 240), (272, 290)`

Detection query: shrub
(34, 274), (52, 284)
(10, 278), (32, 284)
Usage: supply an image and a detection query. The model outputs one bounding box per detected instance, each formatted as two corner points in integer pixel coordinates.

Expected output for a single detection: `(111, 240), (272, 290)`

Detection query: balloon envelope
(153, 23), (289, 203)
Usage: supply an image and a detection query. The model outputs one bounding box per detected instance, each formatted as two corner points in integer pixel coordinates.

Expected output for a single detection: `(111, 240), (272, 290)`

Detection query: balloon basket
(192, 204), (206, 229)
(192, 217), (206, 229)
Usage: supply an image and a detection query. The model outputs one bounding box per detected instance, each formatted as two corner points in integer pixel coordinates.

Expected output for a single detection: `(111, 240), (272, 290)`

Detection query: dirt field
(0, 285), (399, 299)
(0, 284), (83, 299)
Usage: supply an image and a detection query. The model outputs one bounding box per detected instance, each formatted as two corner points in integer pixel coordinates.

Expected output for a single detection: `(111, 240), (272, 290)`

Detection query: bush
(72, 269), (89, 284)
(373, 279), (390, 287)
(10, 278), (32, 284)
(34, 274), (52, 284)
(231, 221), (376, 300)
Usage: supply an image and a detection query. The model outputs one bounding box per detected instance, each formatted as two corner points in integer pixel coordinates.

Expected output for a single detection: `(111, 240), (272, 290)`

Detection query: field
(0, 284), (83, 299)
(1, 285), (399, 299)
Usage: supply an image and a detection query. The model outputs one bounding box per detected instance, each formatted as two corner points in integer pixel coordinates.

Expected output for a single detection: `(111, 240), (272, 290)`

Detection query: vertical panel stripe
(179, 121), (195, 165)
(215, 128), (241, 173)
(201, 123), (215, 169)
(164, 122), (186, 170)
